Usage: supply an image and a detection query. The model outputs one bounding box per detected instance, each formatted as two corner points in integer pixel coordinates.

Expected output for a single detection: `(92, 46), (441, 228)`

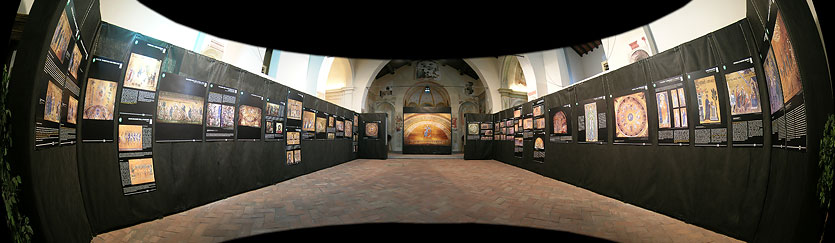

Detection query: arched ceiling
(136, 1), (691, 59)
(375, 59), (479, 80)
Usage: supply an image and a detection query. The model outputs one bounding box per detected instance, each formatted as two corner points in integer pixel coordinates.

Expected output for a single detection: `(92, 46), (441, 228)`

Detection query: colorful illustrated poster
(34, 80), (63, 148)
(771, 11), (806, 149)
(285, 90), (304, 165)
(121, 157), (156, 196)
(532, 99), (546, 137)
(653, 75), (689, 145)
(81, 57), (122, 142)
(303, 108), (317, 140)
(533, 136), (545, 163)
(264, 100), (285, 141)
(764, 47), (786, 147)
(326, 113), (336, 140)
(523, 115), (534, 140)
(336, 118), (345, 138)
(688, 67), (728, 147)
(577, 96), (607, 144)
(403, 113), (452, 146)
(724, 58), (764, 146)
(549, 104), (572, 143)
(205, 84), (238, 141)
(156, 73), (207, 142)
(315, 113), (327, 140)
(613, 85), (649, 145)
(236, 91), (264, 141)
(365, 122), (380, 139)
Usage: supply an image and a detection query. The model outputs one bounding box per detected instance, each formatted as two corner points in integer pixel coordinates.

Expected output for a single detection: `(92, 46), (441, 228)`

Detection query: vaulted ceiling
(571, 40), (602, 56)
(375, 59), (479, 80)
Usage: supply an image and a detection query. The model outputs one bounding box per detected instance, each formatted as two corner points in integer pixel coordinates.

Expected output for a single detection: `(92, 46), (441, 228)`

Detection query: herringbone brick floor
(91, 159), (741, 243)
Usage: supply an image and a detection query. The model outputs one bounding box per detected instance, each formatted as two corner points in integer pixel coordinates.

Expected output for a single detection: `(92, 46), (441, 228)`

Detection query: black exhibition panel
(358, 113), (387, 159)
(746, 0), (833, 242)
(463, 113), (493, 160)
(7, 0), (100, 241)
(403, 107), (453, 154)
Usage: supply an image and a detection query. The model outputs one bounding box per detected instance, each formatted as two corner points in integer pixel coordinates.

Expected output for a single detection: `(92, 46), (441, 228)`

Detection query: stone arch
(402, 81), (451, 107)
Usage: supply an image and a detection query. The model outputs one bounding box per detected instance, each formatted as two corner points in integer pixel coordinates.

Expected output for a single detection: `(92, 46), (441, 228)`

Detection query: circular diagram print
(468, 124), (479, 135)
(615, 94), (648, 137)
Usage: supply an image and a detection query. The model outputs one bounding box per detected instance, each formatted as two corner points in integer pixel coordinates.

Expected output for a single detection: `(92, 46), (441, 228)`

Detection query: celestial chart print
(403, 113), (452, 146)
(365, 122), (379, 138)
(614, 92), (648, 138)
(584, 103), (598, 142)
(725, 67), (762, 116)
(238, 105), (262, 128)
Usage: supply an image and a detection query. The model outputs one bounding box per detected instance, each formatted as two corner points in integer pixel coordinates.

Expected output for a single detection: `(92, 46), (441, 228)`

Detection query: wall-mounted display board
(116, 36), (166, 195)
(264, 100), (285, 141)
(303, 108), (317, 140)
(653, 75), (690, 145)
(327, 113), (336, 140)
(577, 96), (608, 144)
(285, 90), (304, 165)
(464, 113), (494, 160)
(687, 67), (728, 147)
(723, 57), (764, 146)
(467, 121), (480, 140)
(611, 85), (650, 145)
(336, 116), (345, 138)
(531, 99), (546, 163)
(205, 84), (237, 141)
(236, 91), (264, 141)
(402, 106), (452, 154)
(513, 106), (523, 158)
(155, 73), (207, 142)
(768, 10), (806, 150)
(549, 103), (572, 143)
(82, 56), (121, 142)
(352, 114), (359, 152)
(359, 113), (387, 159)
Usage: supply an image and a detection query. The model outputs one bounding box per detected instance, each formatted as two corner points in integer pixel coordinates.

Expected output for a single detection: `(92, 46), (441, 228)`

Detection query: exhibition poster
(653, 75), (690, 145)
(264, 100), (285, 141)
(81, 56), (122, 142)
(764, 47), (787, 147)
(514, 106), (523, 158)
(724, 57), (764, 146)
(303, 108), (317, 140)
(613, 85), (649, 145)
(688, 67), (728, 146)
(577, 96), (607, 144)
(771, 11), (806, 150)
(236, 91), (264, 141)
(285, 91), (304, 165)
(155, 73), (207, 142)
(365, 121), (379, 139)
(403, 113), (452, 146)
(549, 104), (572, 143)
(205, 84), (238, 141)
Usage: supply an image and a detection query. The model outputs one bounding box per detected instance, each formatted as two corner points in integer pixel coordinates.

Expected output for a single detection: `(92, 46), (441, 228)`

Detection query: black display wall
(463, 113), (493, 160)
(490, 15), (831, 242)
(8, 0), (100, 242)
(9, 4), (360, 239)
(358, 113), (388, 159)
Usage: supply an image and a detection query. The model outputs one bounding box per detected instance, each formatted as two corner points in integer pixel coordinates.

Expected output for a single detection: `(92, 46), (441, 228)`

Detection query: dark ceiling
(374, 59), (479, 80)
(571, 40), (602, 56)
(137, 1), (691, 59)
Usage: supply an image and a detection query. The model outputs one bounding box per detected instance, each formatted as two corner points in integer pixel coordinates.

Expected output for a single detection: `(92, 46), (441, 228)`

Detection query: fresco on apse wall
(725, 67), (762, 115)
(403, 113), (451, 146)
(238, 105), (262, 128)
(772, 13), (803, 104)
(124, 53), (162, 92)
(614, 91), (648, 138)
(157, 91), (204, 125)
(43, 80), (62, 123)
(83, 78), (118, 120)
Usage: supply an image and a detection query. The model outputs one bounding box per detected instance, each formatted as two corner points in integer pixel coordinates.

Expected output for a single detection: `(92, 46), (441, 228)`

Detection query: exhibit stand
(358, 113), (388, 159)
(463, 113), (494, 160)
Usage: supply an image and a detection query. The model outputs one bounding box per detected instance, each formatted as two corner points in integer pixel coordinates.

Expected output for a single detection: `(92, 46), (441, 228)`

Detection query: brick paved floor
(92, 159), (742, 243)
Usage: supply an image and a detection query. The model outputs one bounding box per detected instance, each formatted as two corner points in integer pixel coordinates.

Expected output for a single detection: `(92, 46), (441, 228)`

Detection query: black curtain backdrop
(358, 113), (388, 159)
(490, 16), (830, 242)
(463, 113), (493, 160)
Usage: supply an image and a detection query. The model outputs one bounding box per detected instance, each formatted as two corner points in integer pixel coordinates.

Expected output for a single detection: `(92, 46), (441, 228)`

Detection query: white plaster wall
(463, 58), (502, 113)
(351, 59), (389, 112)
(99, 0), (200, 53)
(18, 0), (34, 13)
(274, 51), (310, 93)
(601, 27), (652, 71)
(648, 0), (747, 53)
(563, 47), (585, 84)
